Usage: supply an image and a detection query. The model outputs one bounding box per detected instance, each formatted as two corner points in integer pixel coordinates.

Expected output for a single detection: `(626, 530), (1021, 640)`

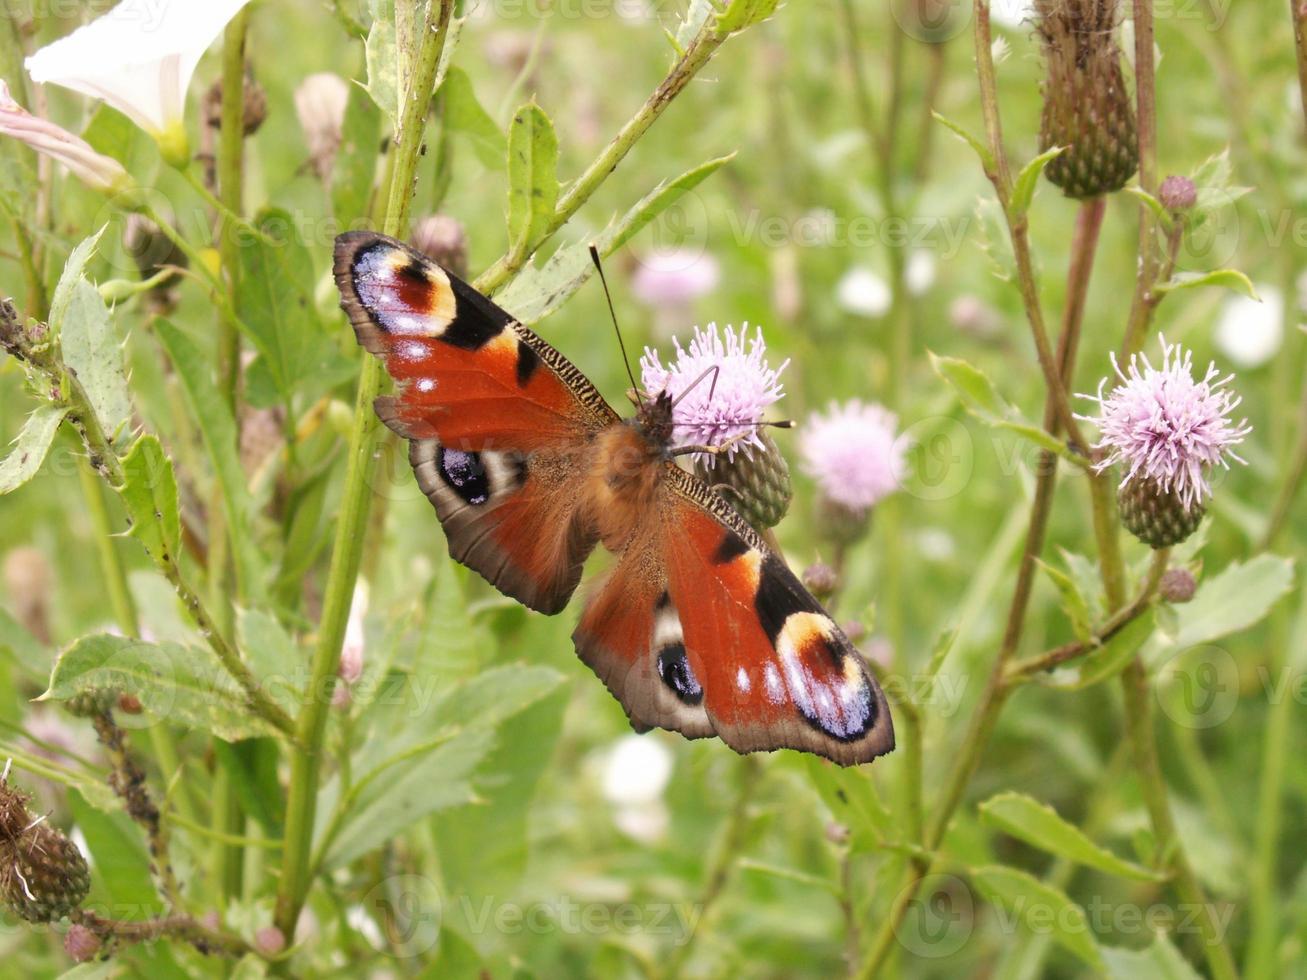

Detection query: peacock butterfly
(334, 231), (894, 766)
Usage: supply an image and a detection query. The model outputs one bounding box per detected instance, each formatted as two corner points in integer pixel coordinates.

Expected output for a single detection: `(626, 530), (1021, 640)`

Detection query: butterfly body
(335, 231), (895, 766)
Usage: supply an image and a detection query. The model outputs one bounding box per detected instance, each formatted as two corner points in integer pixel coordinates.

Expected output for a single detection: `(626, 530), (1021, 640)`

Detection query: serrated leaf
(237, 608), (305, 717)
(505, 103), (559, 264)
(440, 67), (505, 171)
(67, 788), (163, 916)
(1149, 555), (1294, 659)
(1036, 558), (1092, 642)
(42, 634), (279, 740)
(119, 434), (180, 566)
(1044, 608), (1156, 690)
(929, 352), (1072, 459)
(716, 0), (781, 33)
(495, 154), (732, 323)
(1010, 145), (1064, 218)
(970, 865), (1103, 968)
(1101, 934), (1202, 980)
(933, 111), (995, 174)
(154, 320), (264, 593)
(52, 228), (131, 440)
(1154, 269), (1257, 300)
(979, 792), (1161, 881)
(0, 405), (66, 494)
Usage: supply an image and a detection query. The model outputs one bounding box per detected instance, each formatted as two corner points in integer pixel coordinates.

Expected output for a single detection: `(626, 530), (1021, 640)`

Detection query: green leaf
(237, 608), (305, 717)
(235, 207), (326, 403)
(42, 634), (279, 741)
(440, 67), (505, 171)
(1123, 186), (1170, 226)
(1152, 555), (1294, 657)
(52, 228), (132, 440)
(1036, 559), (1092, 642)
(676, 0), (716, 48)
(154, 320), (264, 593)
(929, 352), (1072, 459)
(1009, 145), (1065, 218)
(364, 0), (398, 127)
(495, 154), (732, 324)
(1101, 934), (1203, 980)
(332, 81), (383, 223)
(802, 755), (895, 853)
(716, 0), (781, 33)
(505, 103), (559, 264)
(1154, 269), (1258, 300)
(979, 792), (1161, 881)
(1044, 608), (1157, 690)
(970, 865), (1103, 968)
(932, 111), (995, 174)
(68, 788), (164, 917)
(0, 405), (67, 494)
(119, 435), (180, 567)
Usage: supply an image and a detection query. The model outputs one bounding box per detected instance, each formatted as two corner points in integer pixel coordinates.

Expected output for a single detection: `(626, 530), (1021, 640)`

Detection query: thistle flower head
(639, 323), (787, 464)
(801, 401), (904, 514)
(1079, 336), (1251, 512)
(631, 249), (720, 307)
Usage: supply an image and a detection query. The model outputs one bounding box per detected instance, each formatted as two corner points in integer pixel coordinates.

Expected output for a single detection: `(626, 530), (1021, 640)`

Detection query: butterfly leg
(668, 431), (754, 459)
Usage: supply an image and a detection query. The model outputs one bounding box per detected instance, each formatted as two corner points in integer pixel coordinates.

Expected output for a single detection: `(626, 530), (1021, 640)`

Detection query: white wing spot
(736, 667), (751, 693)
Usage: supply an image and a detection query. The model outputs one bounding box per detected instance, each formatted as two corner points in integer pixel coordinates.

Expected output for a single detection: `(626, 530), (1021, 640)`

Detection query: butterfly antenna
(671, 365), (720, 409)
(589, 245), (643, 410)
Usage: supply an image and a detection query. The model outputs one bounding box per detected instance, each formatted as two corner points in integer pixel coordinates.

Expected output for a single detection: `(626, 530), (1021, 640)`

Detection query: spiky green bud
(695, 430), (792, 532)
(0, 776), (89, 923)
(1119, 477), (1206, 549)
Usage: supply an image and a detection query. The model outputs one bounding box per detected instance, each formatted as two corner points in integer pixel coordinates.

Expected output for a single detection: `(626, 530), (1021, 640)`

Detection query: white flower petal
(26, 0), (255, 134)
(836, 266), (891, 318)
(601, 734), (673, 807)
(1214, 287), (1283, 369)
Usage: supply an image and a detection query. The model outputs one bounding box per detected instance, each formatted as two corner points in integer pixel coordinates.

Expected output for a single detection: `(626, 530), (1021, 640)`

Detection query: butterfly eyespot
(437, 448), (491, 506)
(656, 643), (703, 706)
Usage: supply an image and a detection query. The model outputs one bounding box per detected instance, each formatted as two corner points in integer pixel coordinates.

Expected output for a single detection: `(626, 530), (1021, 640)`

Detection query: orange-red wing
(657, 468), (894, 766)
(335, 231), (617, 454)
(335, 231), (615, 613)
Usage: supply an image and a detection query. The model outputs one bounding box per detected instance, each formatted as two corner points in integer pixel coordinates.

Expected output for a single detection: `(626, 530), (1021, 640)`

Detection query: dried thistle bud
(3, 546), (52, 645)
(202, 69), (268, 136)
(694, 429), (794, 531)
(1158, 174), (1198, 214)
(802, 562), (840, 601)
(1159, 567), (1198, 603)
(294, 72), (349, 181)
(410, 215), (468, 279)
(64, 923), (101, 962)
(1036, 0), (1138, 198)
(0, 770), (90, 923)
(1, 298), (27, 361)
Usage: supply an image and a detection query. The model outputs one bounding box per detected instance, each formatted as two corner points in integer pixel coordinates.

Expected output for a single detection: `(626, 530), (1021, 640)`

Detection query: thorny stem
(1122, 0), (1161, 359)
(473, 18), (730, 295)
(274, 0), (454, 941)
(75, 909), (255, 959)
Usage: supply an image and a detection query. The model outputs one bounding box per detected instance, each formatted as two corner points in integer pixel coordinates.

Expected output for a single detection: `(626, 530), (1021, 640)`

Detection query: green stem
(1122, 0), (1161, 358)
(473, 19), (730, 295)
(273, 0), (454, 940)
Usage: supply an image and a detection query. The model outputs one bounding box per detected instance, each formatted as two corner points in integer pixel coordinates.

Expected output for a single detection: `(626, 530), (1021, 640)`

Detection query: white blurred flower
(340, 580), (369, 684)
(632, 249), (720, 307)
(294, 72), (349, 181)
(1214, 287), (1283, 369)
(836, 266), (891, 318)
(991, 0), (1035, 30)
(602, 735), (673, 844)
(905, 250), (937, 296)
(0, 81), (130, 193)
(26, 0), (255, 163)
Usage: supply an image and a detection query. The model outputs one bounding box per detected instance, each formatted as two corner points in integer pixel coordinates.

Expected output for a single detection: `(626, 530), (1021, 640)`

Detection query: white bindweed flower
(1214, 286), (1283, 369)
(602, 735), (673, 844)
(26, 0), (255, 164)
(836, 266), (891, 318)
(0, 81), (130, 193)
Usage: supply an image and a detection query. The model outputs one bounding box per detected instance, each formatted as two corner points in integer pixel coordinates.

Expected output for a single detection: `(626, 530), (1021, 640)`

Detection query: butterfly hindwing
(335, 232), (615, 613)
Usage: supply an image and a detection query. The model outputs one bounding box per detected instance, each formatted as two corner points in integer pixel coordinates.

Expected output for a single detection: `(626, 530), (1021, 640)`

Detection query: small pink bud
(254, 925), (286, 957)
(802, 563), (839, 601)
(1158, 175), (1197, 213)
(1159, 568), (1198, 604)
(64, 924), (100, 962)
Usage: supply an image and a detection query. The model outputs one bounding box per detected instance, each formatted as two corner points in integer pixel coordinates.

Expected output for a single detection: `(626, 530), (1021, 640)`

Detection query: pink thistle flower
(1078, 336), (1251, 512)
(800, 400), (905, 514)
(631, 249), (720, 307)
(639, 323), (787, 465)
